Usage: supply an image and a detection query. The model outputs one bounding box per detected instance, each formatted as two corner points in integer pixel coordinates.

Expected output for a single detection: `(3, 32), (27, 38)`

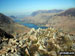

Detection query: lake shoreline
(14, 19), (48, 29)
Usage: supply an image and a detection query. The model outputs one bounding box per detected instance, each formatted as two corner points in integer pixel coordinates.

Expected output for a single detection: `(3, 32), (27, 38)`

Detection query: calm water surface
(15, 20), (48, 29)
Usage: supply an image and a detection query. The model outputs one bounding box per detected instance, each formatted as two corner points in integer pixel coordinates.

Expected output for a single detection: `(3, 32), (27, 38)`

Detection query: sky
(0, 0), (75, 16)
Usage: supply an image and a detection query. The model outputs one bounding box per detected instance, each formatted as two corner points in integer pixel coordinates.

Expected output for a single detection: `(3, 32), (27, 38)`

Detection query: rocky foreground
(0, 28), (75, 56)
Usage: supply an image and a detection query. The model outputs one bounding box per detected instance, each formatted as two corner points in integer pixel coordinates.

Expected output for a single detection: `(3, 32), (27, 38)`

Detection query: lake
(22, 23), (48, 29)
(14, 20), (48, 29)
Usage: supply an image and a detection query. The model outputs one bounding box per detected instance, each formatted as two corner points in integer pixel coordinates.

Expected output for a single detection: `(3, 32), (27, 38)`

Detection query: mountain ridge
(0, 13), (14, 24)
(31, 9), (64, 16)
(57, 8), (75, 16)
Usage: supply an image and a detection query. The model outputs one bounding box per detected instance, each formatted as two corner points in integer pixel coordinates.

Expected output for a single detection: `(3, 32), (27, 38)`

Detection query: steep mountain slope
(0, 13), (30, 34)
(46, 8), (75, 34)
(57, 8), (75, 16)
(0, 13), (14, 24)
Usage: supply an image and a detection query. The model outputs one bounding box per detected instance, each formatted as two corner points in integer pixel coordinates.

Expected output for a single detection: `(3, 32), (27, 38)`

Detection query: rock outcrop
(0, 28), (75, 56)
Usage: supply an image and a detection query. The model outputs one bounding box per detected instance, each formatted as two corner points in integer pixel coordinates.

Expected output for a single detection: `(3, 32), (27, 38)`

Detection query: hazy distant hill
(22, 13), (55, 24)
(22, 9), (64, 24)
(10, 15), (17, 20)
(0, 13), (30, 34)
(31, 9), (63, 16)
